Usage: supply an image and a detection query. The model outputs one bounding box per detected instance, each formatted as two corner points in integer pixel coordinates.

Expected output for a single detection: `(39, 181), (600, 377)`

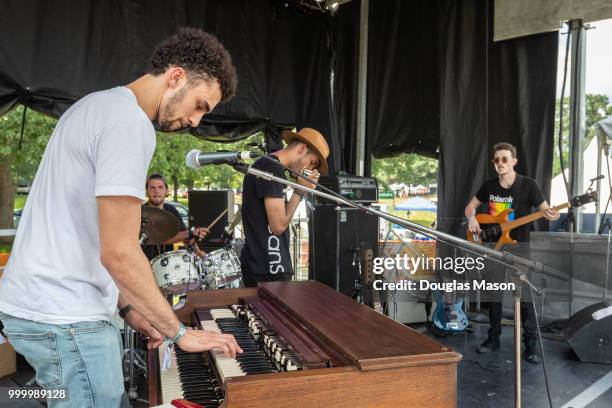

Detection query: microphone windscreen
(185, 150), (202, 169)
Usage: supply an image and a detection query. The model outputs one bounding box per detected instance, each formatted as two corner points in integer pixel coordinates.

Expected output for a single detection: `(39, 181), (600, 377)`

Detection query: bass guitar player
(464, 142), (559, 364)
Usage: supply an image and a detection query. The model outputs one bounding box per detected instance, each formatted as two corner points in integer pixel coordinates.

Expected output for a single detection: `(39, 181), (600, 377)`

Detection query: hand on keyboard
(176, 328), (243, 358)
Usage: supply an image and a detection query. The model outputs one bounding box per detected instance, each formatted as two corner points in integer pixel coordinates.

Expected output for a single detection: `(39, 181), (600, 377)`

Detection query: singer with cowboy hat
(240, 128), (330, 287)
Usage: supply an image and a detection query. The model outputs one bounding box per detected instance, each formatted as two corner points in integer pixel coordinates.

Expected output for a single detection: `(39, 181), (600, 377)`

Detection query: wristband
(168, 322), (186, 344)
(118, 304), (134, 319)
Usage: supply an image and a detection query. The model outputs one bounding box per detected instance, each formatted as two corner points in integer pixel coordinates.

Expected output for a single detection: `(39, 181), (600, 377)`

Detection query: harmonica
(301, 168), (315, 177)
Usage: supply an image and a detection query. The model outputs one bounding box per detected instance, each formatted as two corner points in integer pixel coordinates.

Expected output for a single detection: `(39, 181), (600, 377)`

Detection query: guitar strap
(512, 174), (524, 215)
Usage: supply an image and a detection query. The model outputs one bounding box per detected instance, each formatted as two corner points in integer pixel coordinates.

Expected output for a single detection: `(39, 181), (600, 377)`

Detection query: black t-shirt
(240, 155), (293, 276)
(141, 202), (186, 261)
(475, 175), (546, 242)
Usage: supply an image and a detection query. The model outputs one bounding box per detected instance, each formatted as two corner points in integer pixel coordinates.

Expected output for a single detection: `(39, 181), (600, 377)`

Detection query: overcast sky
(557, 18), (612, 100)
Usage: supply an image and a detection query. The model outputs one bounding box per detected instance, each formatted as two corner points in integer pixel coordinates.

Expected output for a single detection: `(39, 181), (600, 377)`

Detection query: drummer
(142, 173), (208, 260)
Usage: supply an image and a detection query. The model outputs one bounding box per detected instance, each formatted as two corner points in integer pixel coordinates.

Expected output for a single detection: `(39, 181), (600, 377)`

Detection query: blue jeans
(0, 312), (130, 408)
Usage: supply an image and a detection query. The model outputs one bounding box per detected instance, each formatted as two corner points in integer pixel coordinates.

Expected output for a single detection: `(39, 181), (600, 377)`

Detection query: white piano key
(200, 317), (247, 383)
(158, 343), (184, 402)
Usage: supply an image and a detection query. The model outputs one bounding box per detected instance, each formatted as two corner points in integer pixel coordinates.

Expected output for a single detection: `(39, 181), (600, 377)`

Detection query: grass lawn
(14, 195), (27, 210)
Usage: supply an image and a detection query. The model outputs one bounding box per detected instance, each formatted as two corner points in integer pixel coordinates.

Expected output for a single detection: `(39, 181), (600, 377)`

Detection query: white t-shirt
(0, 87), (156, 324)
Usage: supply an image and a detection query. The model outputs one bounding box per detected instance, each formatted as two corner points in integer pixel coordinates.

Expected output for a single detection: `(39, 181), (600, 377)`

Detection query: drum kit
(141, 206), (243, 293)
(122, 205), (243, 402)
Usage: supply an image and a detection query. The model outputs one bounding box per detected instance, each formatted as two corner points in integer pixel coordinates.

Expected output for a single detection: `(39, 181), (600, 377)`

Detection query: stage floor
(426, 320), (612, 408)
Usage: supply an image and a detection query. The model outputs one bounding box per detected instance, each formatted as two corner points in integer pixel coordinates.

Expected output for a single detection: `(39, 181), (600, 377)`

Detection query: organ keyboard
(149, 281), (461, 408)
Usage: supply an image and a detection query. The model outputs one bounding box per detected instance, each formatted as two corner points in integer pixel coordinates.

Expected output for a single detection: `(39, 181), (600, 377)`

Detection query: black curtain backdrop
(0, 0), (558, 231)
(437, 0), (490, 236)
(366, 0), (441, 160)
(0, 0), (336, 167)
(436, 0), (558, 237)
(328, 0), (360, 173)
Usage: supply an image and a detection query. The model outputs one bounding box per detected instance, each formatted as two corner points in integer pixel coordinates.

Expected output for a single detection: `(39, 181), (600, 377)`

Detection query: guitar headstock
(570, 191), (597, 208)
(360, 246), (375, 284)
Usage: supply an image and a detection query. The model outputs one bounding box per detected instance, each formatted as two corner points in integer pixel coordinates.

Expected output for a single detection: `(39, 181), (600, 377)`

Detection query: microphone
(185, 150), (261, 169)
(590, 175), (605, 182)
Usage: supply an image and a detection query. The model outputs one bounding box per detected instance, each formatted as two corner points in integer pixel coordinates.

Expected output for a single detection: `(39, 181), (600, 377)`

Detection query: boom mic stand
(228, 161), (567, 408)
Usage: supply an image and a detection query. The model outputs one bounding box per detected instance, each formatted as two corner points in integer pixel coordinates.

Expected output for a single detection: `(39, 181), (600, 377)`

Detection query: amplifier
(309, 206), (379, 296)
(316, 174), (378, 204)
(188, 190), (234, 249)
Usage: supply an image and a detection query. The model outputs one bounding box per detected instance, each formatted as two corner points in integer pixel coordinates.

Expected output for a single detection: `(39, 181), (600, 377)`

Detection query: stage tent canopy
(0, 0), (559, 223)
(395, 197), (437, 212)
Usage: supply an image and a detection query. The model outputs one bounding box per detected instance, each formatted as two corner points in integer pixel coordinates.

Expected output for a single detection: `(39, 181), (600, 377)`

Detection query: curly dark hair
(148, 27), (237, 102)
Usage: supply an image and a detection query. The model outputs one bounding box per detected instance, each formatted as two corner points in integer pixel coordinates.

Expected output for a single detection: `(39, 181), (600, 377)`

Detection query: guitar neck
(502, 202), (568, 230)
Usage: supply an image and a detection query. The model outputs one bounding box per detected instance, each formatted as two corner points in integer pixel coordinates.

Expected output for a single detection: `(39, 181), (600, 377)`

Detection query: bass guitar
(467, 191), (597, 250)
(432, 290), (469, 333)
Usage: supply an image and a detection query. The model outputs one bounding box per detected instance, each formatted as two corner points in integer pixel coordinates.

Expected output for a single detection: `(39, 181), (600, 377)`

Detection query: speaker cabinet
(566, 301), (612, 364)
(309, 205), (378, 297)
(188, 190), (234, 249)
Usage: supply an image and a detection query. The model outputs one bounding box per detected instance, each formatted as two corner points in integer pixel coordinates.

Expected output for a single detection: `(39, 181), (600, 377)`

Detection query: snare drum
(151, 250), (202, 293)
(200, 248), (242, 289)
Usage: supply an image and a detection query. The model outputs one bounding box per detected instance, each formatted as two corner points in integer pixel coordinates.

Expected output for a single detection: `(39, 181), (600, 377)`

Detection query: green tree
(372, 154), (437, 190)
(0, 106), (56, 241)
(148, 131), (265, 200)
(149, 132), (196, 201)
(553, 94), (612, 176)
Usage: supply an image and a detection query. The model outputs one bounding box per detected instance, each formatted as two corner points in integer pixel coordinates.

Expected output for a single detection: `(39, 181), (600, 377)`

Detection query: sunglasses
(492, 157), (512, 164)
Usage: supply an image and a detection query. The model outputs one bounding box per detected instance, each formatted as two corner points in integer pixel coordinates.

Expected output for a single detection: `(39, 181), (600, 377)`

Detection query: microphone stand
(230, 162), (566, 408)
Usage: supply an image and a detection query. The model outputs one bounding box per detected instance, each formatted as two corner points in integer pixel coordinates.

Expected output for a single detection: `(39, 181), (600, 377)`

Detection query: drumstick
(206, 208), (229, 230)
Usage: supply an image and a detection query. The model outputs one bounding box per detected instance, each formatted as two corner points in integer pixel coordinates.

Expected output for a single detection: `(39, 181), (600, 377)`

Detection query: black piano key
(172, 346), (223, 408)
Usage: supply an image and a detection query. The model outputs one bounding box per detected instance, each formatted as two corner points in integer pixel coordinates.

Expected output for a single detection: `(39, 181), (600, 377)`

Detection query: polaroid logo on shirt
(489, 194), (513, 203)
(267, 226), (285, 275)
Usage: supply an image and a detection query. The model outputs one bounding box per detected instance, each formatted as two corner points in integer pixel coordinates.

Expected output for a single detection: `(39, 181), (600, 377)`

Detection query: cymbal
(140, 206), (181, 245)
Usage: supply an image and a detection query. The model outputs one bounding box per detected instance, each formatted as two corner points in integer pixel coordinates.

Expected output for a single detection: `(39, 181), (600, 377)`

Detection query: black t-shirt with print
(240, 155), (294, 276)
(475, 175), (546, 242)
(141, 202), (186, 261)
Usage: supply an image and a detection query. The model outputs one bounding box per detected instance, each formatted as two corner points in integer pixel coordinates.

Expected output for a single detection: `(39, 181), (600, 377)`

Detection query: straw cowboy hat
(281, 128), (330, 175)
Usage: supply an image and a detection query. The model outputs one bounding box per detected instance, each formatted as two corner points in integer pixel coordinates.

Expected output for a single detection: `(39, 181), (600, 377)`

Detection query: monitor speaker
(565, 301), (612, 364)
(188, 190), (234, 250)
(309, 205), (378, 297)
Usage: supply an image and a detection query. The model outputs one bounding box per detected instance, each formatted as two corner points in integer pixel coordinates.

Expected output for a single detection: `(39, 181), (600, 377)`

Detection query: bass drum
(201, 248), (242, 289)
(151, 250), (202, 294)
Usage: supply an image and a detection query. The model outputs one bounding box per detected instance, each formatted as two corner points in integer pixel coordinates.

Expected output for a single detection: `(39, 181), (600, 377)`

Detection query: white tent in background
(550, 118), (610, 214)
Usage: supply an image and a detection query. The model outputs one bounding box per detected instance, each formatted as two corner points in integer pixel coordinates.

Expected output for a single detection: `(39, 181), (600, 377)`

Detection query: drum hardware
(289, 217), (308, 280)
(221, 205), (242, 241)
(122, 319), (148, 404)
